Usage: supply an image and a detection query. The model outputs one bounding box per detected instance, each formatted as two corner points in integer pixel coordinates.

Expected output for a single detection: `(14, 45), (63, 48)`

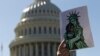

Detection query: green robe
(64, 25), (88, 50)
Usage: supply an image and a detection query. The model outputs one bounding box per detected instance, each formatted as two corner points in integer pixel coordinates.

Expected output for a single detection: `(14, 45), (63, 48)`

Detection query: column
(10, 48), (13, 56)
(29, 44), (33, 56)
(16, 46), (18, 56)
(33, 44), (35, 56)
(16, 46), (19, 56)
(15, 47), (18, 56)
(10, 48), (11, 56)
(42, 43), (44, 56)
(13, 47), (16, 56)
(18, 46), (21, 56)
(26, 44), (29, 56)
(47, 43), (50, 56)
(20, 46), (22, 56)
(53, 43), (57, 56)
(23, 45), (26, 56)
(21, 45), (24, 56)
(14, 47), (16, 56)
(17, 46), (19, 56)
(36, 43), (38, 56)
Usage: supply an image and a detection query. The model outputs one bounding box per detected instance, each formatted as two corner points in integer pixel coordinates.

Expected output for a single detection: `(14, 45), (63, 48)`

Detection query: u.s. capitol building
(9, 0), (76, 56)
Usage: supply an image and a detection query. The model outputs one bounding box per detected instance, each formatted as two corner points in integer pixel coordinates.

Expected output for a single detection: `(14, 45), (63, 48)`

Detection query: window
(58, 28), (60, 34)
(51, 10), (53, 15)
(44, 27), (47, 34)
(28, 11), (32, 17)
(28, 11), (31, 15)
(54, 11), (56, 14)
(39, 27), (42, 34)
(54, 27), (57, 34)
(47, 10), (49, 13)
(31, 10), (33, 13)
(21, 30), (23, 35)
(35, 10), (37, 13)
(33, 27), (36, 34)
(39, 10), (41, 13)
(29, 28), (32, 34)
(43, 10), (45, 13)
(25, 28), (27, 35)
(19, 31), (21, 36)
(51, 10), (53, 13)
(49, 27), (52, 34)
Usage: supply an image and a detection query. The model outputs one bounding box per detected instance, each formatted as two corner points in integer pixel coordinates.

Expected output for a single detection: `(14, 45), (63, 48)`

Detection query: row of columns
(10, 42), (58, 56)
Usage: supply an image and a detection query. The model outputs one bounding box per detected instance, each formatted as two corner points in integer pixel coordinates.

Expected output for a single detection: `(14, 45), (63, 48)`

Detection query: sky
(0, 0), (100, 56)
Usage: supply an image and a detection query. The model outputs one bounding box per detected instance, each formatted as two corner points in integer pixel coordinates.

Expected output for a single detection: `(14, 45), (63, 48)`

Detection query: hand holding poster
(60, 6), (94, 50)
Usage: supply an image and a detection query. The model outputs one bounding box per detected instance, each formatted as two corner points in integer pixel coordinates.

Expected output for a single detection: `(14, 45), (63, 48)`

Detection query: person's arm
(57, 40), (70, 56)
(70, 27), (83, 43)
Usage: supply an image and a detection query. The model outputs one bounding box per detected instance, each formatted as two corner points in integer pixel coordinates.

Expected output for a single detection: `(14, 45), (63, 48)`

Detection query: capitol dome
(21, 0), (60, 22)
(9, 0), (61, 56)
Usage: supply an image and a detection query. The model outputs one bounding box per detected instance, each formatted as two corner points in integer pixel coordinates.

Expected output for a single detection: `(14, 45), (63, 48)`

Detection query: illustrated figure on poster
(64, 11), (88, 50)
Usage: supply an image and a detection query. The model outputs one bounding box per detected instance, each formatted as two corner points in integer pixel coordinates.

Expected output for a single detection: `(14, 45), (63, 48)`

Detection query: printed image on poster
(60, 6), (94, 50)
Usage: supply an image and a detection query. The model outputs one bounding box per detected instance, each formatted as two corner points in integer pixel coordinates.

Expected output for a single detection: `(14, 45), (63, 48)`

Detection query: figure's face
(69, 17), (77, 24)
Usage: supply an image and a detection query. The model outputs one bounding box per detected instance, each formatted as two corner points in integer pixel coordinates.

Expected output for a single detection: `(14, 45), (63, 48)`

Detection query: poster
(60, 6), (94, 50)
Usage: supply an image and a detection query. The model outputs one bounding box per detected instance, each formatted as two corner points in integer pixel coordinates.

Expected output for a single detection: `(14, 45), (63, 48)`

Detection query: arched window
(54, 27), (57, 34)
(39, 27), (42, 34)
(49, 27), (52, 34)
(33, 27), (36, 34)
(44, 27), (47, 34)
(29, 28), (32, 34)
